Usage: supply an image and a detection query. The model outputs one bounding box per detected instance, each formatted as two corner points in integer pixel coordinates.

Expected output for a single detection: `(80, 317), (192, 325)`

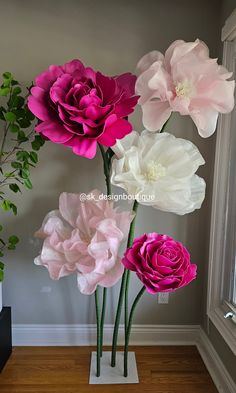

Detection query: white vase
(0, 281), (2, 313)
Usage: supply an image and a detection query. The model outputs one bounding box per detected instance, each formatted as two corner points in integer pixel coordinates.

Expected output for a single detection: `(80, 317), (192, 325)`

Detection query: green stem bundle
(111, 200), (139, 367)
(124, 286), (146, 377)
(95, 288), (101, 377)
(94, 145), (113, 375)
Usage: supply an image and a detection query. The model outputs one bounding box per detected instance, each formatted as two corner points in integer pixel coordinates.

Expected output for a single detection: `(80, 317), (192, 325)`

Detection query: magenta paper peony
(136, 39), (235, 137)
(28, 59), (138, 158)
(34, 190), (133, 294)
(122, 232), (197, 294)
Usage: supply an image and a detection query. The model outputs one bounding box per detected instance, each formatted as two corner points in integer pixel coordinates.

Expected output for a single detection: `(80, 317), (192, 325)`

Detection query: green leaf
(8, 95), (19, 108)
(7, 244), (15, 250)
(31, 140), (41, 151)
(2, 72), (12, 88)
(0, 269), (4, 281)
(0, 261), (4, 269)
(21, 168), (29, 179)
(14, 109), (25, 119)
(12, 86), (21, 95)
(17, 130), (28, 143)
(16, 151), (29, 161)
(4, 111), (16, 122)
(29, 151), (38, 164)
(23, 161), (29, 170)
(0, 87), (10, 96)
(3, 72), (12, 80)
(0, 106), (6, 120)
(1, 200), (17, 215)
(9, 183), (20, 193)
(4, 171), (14, 178)
(0, 225), (3, 231)
(18, 118), (31, 128)
(9, 123), (20, 133)
(11, 80), (19, 86)
(8, 235), (19, 245)
(26, 110), (35, 121)
(10, 203), (17, 215)
(17, 96), (25, 108)
(35, 135), (45, 146)
(24, 178), (32, 189)
(0, 252), (4, 258)
(1, 199), (11, 211)
(11, 161), (22, 169)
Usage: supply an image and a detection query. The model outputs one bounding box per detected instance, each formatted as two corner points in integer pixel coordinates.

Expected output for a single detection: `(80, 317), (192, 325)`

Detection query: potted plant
(0, 71), (44, 369)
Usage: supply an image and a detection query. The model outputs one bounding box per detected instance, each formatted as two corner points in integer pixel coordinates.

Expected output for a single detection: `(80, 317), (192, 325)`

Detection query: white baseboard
(196, 328), (236, 393)
(12, 324), (199, 346)
(12, 324), (235, 393)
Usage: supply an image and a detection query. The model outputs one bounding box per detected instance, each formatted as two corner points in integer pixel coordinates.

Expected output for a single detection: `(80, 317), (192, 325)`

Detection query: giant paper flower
(34, 190), (133, 294)
(136, 39), (235, 137)
(28, 59), (139, 158)
(111, 131), (206, 215)
(122, 232), (197, 294)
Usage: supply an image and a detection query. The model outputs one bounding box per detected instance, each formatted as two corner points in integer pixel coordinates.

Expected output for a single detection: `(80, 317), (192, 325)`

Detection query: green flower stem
(0, 123), (9, 166)
(98, 144), (112, 357)
(100, 287), (107, 357)
(124, 286), (146, 377)
(124, 270), (131, 333)
(111, 269), (128, 367)
(124, 200), (139, 332)
(98, 144), (111, 196)
(95, 288), (101, 377)
(111, 200), (139, 367)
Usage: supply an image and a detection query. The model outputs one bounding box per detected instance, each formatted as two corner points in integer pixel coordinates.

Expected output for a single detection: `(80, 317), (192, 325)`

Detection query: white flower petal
(111, 131), (139, 158)
(111, 131), (206, 215)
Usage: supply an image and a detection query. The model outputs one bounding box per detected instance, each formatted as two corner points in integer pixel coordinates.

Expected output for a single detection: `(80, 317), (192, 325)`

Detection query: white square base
(89, 351), (139, 384)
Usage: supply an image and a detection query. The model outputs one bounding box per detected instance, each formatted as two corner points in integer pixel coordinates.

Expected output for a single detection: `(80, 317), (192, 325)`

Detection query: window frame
(207, 8), (236, 355)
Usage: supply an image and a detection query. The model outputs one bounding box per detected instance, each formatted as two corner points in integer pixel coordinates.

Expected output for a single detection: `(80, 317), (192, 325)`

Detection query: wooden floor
(0, 346), (218, 393)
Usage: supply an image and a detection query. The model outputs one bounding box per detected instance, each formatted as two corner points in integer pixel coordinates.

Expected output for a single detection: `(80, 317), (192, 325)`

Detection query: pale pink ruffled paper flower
(136, 39), (235, 137)
(34, 190), (133, 294)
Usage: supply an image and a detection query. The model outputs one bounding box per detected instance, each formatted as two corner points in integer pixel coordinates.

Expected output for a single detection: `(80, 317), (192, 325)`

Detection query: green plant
(0, 72), (45, 281)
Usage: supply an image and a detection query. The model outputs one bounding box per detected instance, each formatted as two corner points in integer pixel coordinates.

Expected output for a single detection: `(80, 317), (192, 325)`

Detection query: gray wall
(221, 0), (236, 23)
(1, 0), (221, 326)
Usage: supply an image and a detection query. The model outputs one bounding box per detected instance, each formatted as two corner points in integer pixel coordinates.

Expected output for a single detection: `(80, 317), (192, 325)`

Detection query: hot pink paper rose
(122, 232), (197, 294)
(136, 39), (235, 137)
(28, 60), (138, 158)
(34, 190), (133, 294)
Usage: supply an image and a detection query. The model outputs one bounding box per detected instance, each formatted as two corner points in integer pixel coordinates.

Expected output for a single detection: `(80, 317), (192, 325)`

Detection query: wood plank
(0, 346), (219, 393)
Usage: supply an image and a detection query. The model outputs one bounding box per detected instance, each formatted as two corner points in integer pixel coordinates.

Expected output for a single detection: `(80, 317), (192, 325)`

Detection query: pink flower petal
(35, 65), (63, 90)
(142, 101), (172, 131)
(59, 192), (82, 227)
(190, 109), (219, 137)
(136, 50), (164, 74)
(35, 121), (73, 143)
(64, 137), (97, 158)
(98, 115), (132, 146)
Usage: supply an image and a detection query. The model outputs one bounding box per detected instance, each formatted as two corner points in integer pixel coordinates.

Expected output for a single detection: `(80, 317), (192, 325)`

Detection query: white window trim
(207, 8), (236, 355)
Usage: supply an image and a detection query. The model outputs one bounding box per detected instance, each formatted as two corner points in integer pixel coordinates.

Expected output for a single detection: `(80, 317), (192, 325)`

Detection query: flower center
(144, 161), (166, 182)
(175, 80), (194, 98)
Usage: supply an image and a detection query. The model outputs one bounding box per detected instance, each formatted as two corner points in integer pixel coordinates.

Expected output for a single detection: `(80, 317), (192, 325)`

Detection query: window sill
(208, 306), (236, 356)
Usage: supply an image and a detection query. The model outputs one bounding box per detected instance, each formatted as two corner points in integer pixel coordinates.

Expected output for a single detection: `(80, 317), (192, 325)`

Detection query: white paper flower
(111, 131), (206, 215)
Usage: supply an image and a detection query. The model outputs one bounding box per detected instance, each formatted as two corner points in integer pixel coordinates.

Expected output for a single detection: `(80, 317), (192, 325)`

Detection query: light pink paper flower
(136, 39), (235, 137)
(34, 190), (133, 294)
